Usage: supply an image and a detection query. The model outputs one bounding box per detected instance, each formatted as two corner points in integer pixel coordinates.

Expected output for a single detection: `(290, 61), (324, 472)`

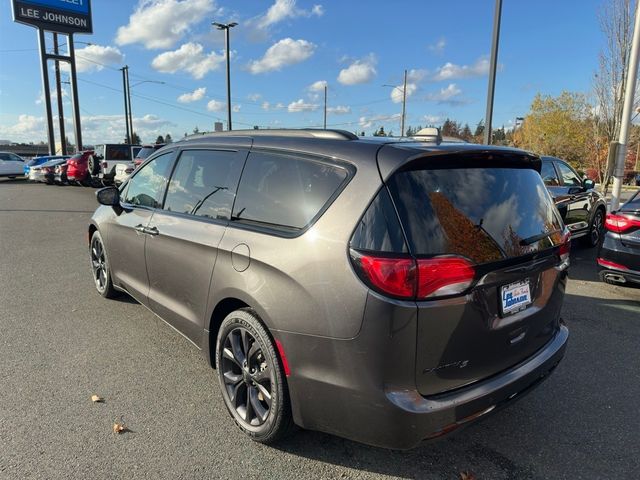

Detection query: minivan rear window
(105, 145), (132, 161)
(387, 167), (563, 263)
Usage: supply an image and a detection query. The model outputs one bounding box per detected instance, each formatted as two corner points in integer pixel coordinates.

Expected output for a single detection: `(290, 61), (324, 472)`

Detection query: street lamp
(212, 21), (238, 131)
(383, 69), (408, 137)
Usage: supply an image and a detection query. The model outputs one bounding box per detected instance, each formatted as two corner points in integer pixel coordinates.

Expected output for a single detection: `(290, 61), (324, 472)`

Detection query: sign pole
(53, 33), (67, 155)
(68, 34), (83, 150)
(38, 29), (56, 155)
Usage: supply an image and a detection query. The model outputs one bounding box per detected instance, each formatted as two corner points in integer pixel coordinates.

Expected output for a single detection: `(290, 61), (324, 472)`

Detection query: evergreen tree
(165, 133), (173, 143)
(156, 135), (165, 144)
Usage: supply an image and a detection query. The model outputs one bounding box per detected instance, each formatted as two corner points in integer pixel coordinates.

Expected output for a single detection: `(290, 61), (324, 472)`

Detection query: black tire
(88, 155), (99, 175)
(216, 309), (294, 444)
(584, 207), (605, 247)
(89, 231), (119, 299)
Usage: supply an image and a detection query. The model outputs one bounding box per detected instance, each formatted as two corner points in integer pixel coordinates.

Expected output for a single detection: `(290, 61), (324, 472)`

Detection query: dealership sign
(12, 0), (92, 34)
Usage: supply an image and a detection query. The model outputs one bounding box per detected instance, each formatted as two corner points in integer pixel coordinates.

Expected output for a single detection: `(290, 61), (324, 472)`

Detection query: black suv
(540, 156), (606, 246)
(89, 130), (569, 449)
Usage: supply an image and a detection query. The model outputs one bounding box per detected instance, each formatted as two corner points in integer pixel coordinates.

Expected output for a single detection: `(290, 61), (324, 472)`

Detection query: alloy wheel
(220, 327), (274, 427)
(90, 236), (107, 292)
(591, 210), (604, 245)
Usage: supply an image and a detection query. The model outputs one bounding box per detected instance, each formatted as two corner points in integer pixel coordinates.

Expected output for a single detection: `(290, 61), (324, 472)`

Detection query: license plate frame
(500, 279), (532, 316)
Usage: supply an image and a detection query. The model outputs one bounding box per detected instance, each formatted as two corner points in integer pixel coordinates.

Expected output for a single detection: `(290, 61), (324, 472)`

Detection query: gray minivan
(88, 129), (569, 449)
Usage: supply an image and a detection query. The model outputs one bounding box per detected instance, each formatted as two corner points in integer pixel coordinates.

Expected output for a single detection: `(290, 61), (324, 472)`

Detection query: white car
(0, 152), (25, 178)
(114, 162), (135, 186)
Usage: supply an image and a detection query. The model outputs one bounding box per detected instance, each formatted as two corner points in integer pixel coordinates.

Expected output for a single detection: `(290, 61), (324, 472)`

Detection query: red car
(66, 150), (94, 185)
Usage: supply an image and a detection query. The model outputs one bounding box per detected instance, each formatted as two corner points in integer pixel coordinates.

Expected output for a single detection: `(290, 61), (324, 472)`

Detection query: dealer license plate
(500, 280), (532, 315)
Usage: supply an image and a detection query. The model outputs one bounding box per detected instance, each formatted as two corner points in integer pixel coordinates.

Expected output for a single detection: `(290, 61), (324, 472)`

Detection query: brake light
(605, 213), (640, 233)
(558, 230), (571, 264)
(350, 250), (475, 299)
(597, 258), (629, 270)
(356, 255), (416, 297)
(416, 257), (475, 298)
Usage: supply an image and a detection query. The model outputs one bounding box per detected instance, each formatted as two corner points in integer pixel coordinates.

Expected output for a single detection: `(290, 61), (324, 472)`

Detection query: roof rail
(180, 128), (358, 142)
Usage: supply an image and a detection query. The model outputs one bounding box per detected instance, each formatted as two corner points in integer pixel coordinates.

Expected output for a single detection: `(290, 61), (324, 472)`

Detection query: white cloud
(426, 83), (466, 105)
(248, 0), (324, 36)
(359, 113), (400, 130)
(261, 101), (271, 111)
(287, 99), (318, 112)
(72, 45), (124, 73)
(337, 54), (377, 85)
(232, 104), (241, 113)
(178, 87), (206, 103)
(407, 69), (428, 83)
(247, 93), (262, 102)
(207, 99), (226, 111)
(432, 56), (490, 81)
(428, 38), (446, 54)
(390, 83), (418, 104)
(423, 115), (443, 125)
(327, 105), (351, 115)
(152, 43), (224, 79)
(247, 38), (315, 74)
(36, 88), (68, 105)
(116, 0), (216, 49)
(0, 113), (174, 145)
(308, 80), (327, 92)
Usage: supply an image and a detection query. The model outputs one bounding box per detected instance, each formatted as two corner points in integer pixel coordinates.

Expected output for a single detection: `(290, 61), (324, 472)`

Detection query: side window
(556, 162), (582, 187)
(232, 152), (349, 230)
(540, 161), (559, 186)
(164, 149), (244, 221)
(350, 187), (408, 253)
(123, 152), (174, 208)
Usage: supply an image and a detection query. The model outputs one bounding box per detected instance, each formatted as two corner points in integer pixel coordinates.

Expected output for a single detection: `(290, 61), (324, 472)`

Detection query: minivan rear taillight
(350, 250), (475, 300)
(416, 257), (475, 298)
(605, 213), (640, 233)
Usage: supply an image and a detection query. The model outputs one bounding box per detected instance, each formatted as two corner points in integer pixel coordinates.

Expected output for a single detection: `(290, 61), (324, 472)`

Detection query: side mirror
(96, 187), (120, 206)
(583, 178), (595, 190)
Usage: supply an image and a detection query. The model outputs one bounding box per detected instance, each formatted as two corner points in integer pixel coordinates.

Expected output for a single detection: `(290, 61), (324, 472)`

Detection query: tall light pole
(323, 84), (327, 129)
(400, 69), (407, 137)
(383, 71), (408, 137)
(483, 0), (503, 145)
(611, 2), (640, 211)
(213, 21), (237, 131)
(120, 66), (130, 143)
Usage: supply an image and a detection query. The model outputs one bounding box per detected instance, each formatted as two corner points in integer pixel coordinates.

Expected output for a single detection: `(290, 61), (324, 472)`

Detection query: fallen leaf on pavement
(113, 423), (127, 434)
(91, 395), (103, 403)
(460, 472), (477, 480)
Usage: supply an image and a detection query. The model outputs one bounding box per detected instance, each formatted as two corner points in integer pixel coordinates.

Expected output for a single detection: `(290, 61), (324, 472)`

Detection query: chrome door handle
(134, 224), (146, 233)
(145, 226), (159, 236)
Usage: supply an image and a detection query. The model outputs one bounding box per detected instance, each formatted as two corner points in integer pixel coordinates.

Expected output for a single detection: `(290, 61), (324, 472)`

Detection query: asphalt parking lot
(1, 180), (639, 480)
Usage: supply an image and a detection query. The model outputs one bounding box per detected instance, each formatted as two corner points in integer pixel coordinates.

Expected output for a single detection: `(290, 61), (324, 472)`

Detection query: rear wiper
(519, 229), (561, 246)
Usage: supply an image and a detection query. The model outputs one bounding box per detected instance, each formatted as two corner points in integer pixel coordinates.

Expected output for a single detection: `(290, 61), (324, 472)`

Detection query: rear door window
(164, 149), (244, 221)
(231, 152), (349, 231)
(106, 145), (132, 161)
(387, 167), (563, 263)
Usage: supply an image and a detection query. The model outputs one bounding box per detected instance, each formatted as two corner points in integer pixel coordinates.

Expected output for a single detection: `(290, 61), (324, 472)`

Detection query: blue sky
(0, 0), (603, 146)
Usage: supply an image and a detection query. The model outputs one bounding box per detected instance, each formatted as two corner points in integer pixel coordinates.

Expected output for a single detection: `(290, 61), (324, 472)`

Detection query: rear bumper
(278, 308), (568, 450)
(598, 234), (640, 284)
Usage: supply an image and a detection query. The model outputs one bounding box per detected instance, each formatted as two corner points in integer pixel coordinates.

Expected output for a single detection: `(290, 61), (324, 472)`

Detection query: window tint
(105, 145), (132, 161)
(123, 152), (174, 208)
(387, 168), (564, 263)
(232, 152), (348, 230)
(164, 149), (243, 221)
(351, 187), (408, 253)
(556, 162), (581, 187)
(135, 146), (156, 160)
(0, 153), (12, 161)
(540, 161), (559, 186)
